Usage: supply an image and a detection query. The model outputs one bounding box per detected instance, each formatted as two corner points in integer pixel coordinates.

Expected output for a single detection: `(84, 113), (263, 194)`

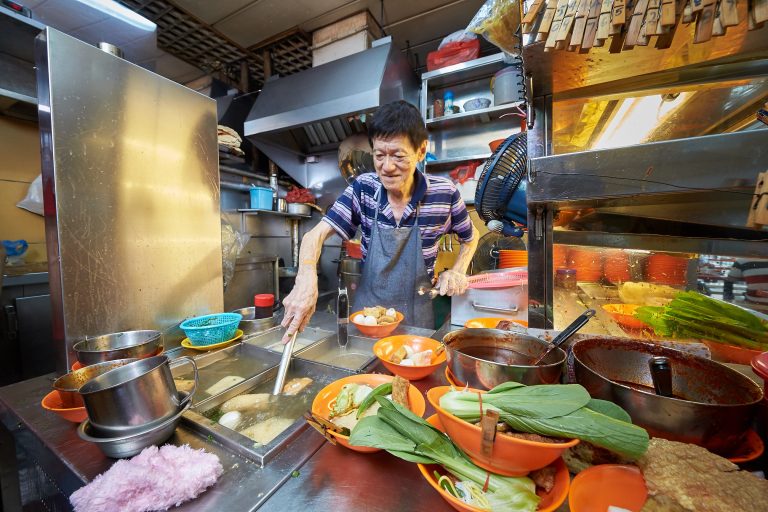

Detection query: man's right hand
(280, 268), (319, 343)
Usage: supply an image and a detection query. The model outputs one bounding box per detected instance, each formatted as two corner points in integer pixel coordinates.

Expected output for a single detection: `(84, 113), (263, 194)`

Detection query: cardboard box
(312, 11), (384, 67)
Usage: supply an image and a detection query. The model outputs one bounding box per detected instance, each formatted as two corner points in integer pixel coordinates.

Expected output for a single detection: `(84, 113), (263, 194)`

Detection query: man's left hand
(436, 269), (469, 296)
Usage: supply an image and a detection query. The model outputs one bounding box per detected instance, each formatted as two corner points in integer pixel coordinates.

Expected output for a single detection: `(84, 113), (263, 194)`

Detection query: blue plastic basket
(180, 313), (242, 346)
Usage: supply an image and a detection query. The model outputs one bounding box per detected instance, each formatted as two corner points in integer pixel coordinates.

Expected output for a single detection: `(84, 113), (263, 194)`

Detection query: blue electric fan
(474, 132), (528, 237)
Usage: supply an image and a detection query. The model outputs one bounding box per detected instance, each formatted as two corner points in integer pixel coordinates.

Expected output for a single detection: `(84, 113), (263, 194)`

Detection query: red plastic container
(254, 294), (275, 319)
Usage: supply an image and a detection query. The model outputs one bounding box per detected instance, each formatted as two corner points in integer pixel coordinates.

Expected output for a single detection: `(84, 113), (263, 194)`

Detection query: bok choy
(635, 291), (768, 349)
(439, 382), (649, 460)
(349, 396), (540, 512)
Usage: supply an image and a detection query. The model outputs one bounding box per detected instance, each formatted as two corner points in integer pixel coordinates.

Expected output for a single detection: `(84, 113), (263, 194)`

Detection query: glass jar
(555, 268), (577, 290)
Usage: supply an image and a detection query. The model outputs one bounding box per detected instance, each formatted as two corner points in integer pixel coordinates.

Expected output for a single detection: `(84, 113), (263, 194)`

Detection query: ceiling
(116, 0), (488, 90)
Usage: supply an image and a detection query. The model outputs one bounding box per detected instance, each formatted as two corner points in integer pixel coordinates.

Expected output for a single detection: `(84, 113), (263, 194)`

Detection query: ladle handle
(273, 331), (298, 395)
(649, 356), (673, 397)
(531, 309), (595, 365)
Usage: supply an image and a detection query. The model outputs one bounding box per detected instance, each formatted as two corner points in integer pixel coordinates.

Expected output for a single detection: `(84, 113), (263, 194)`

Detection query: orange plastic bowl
(311, 373), (426, 453)
(41, 390), (87, 423)
(373, 335), (446, 380)
(350, 310), (403, 338)
(464, 317), (529, 329)
(569, 464), (647, 512)
(420, 415), (570, 512)
(702, 339), (764, 365)
(426, 386), (579, 476)
(602, 304), (648, 330)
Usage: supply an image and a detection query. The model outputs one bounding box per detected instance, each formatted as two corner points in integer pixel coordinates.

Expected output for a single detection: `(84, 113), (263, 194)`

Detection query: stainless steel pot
(79, 355), (197, 436)
(53, 358), (138, 407)
(73, 330), (162, 365)
(287, 203), (311, 216)
(443, 328), (566, 389)
(233, 306), (276, 335)
(572, 337), (763, 455)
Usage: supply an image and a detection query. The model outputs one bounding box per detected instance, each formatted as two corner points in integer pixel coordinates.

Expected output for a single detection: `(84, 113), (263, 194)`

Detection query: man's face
(372, 135), (427, 194)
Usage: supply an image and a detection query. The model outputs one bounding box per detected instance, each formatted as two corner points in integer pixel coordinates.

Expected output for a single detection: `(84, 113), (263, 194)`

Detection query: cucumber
(356, 382), (393, 419)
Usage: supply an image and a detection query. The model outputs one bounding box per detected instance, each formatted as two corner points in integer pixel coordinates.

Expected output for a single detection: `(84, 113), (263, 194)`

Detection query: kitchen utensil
(464, 317), (528, 329)
(232, 306), (275, 335)
(569, 464), (647, 512)
(426, 388), (579, 475)
(530, 309), (595, 365)
(249, 186), (273, 210)
(73, 330), (162, 366)
(310, 373), (426, 452)
(180, 329), (243, 351)
(419, 268), (529, 299)
(463, 97), (492, 111)
(287, 203), (311, 216)
(419, 416), (571, 512)
(337, 287), (349, 348)
(491, 66), (525, 105)
(41, 390), (87, 423)
(572, 337), (763, 454)
(79, 355), (197, 436)
(373, 335), (445, 380)
(272, 331), (298, 395)
(53, 358), (138, 407)
(276, 198), (287, 212)
(180, 313), (242, 346)
(442, 328), (565, 389)
(648, 356), (673, 397)
(349, 310), (403, 338)
(602, 304), (648, 331)
(701, 339), (765, 365)
(77, 394), (190, 458)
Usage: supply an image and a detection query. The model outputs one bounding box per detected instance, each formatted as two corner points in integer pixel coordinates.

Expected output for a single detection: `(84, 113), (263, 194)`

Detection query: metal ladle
(530, 309), (596, 365)
(272, 331), (298, 395)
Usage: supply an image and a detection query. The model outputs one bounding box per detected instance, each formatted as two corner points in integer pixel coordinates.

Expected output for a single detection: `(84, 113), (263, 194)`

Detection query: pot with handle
(79, 354), (197, 436)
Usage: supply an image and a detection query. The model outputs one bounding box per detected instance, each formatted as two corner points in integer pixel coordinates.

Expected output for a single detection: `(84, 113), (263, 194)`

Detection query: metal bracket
(471, 302), (519, 314)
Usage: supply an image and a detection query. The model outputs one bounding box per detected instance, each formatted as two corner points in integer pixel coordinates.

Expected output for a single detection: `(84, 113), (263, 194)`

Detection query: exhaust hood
(244, 37), (418, 156)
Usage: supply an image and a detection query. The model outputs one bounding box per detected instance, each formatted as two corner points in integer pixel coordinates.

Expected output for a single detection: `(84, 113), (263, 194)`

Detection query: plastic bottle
(254, 294), (275, 319)
(443, 91), (454, 115)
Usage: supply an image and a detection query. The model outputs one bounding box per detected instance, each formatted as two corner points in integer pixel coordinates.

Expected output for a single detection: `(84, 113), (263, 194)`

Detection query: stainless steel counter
(0, 313), (454, 511)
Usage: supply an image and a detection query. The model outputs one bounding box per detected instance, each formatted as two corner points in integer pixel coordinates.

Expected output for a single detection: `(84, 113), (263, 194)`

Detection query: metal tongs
(272, 330), (298, 395)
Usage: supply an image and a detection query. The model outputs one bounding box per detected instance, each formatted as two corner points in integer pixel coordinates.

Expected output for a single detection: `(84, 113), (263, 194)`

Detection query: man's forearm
(297, 222), (334, 276)
(451, 225), (480, 274)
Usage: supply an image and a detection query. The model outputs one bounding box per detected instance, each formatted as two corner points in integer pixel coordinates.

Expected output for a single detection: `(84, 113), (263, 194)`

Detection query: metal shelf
(426, 102), (525, 129)
(421, 53), (507, 88)
(529, 130), (768, 203)
(237, 209), (310, 219)
(426, 153), (491, 167)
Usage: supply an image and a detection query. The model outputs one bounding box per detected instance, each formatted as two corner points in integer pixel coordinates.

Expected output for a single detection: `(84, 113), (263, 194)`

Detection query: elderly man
(281, 100), (479, 339)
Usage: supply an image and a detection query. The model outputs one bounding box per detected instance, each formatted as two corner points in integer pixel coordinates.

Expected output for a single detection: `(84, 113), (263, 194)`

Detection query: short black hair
(367, 100), (428, 151)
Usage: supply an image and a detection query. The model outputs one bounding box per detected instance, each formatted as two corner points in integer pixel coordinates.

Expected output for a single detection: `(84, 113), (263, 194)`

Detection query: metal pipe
(269, 160), (279, 209)
(220, 166), (294, 187)
(220, 181), (252, 192)
(291, 219), (300, 267)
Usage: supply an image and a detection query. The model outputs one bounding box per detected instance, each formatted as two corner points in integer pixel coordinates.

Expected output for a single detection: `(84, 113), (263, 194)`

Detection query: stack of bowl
(603, 249), (631, 284)
(567, 247), (603, 282)
(77, 355), (198, 458)
(72, 330), (164, 370)
(645, 254), (689, 285)
(498, 249), (528, 269)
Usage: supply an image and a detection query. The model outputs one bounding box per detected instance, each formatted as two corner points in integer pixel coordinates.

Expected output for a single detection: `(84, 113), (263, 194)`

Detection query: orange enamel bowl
(419, 415), (570, 512)
(311, 373), (426, 453)
(602, 304), (648, 330)
(569, 464), (647, 512)
(350, 311), (403, 338)
(463, 317), (529, 329)
(426, 386), (579, 476)
(373, 335), (445, 380)
(41, 390), (87, 423)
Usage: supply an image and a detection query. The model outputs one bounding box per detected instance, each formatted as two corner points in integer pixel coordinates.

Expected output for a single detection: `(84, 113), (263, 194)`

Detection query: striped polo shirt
(323, 171), (474, 279)
(729, 259), (768, 304)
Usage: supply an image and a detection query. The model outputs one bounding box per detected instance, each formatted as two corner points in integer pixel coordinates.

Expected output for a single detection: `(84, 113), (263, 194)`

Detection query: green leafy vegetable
(350, 397), (540, 512)
(635, 291), (768, 349)
(356, 382), (392, 419)
(439, 383), (649, 461)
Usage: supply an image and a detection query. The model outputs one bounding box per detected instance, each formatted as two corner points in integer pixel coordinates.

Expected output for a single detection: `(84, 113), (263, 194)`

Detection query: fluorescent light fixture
(73, 0), (156, 31)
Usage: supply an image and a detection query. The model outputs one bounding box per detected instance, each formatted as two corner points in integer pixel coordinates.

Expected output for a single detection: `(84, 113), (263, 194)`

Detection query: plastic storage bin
(250, 187), (273, 210)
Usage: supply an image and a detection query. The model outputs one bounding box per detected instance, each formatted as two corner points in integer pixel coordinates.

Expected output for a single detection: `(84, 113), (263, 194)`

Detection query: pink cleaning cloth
(70, 444), (223, 512)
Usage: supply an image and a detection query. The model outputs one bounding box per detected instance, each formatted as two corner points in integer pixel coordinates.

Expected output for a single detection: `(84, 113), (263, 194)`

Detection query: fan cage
(475, 132), (527, 222)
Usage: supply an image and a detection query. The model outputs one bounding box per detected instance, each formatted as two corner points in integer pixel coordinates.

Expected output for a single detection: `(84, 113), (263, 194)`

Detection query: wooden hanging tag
(625, 0), (651, 46)
(546, 0), (571, 47)
(692, 0), (704, 12)
(694, 0), (717, 41)
(746, 172), (768, 229)
(480, 410), (501, 458)
(712, 6), (726, 34)
(538, 1), (559, 40)
(613, 0), (628, 24)
(570, 0), (593, 48)
(645, 0), (664, 34)
(753, 0), (768, 23)
(661, 0), (677, 23)
(719, 0), (739, 24)
(683, 0), (694, 20)
(595, 0), (615, 43)
(582, 0), (604, 47)
(556, 0), (582, 42)
(524, 0), (549, 24)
